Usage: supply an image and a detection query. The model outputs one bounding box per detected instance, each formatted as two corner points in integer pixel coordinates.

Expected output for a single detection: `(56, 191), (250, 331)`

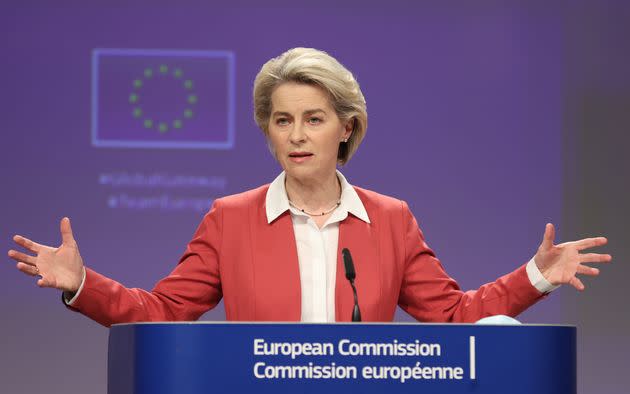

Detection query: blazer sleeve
(397, 201), (545, 323)
(66, 200), (224, 328)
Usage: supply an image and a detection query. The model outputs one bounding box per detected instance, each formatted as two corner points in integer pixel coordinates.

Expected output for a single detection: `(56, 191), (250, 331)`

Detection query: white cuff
(526, 258), (560, 294)
(64, 267), (87, 305)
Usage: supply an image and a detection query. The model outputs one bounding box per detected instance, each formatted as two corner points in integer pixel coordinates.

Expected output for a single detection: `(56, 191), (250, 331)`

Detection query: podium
(108, 322), (576, 394)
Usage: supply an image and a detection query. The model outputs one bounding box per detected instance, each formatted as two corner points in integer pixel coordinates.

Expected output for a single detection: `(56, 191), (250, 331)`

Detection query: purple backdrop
(3, 1), (620, 393)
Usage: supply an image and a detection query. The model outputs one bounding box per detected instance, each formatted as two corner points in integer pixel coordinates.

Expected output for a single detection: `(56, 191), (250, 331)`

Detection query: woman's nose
(289, 124), (307, 144)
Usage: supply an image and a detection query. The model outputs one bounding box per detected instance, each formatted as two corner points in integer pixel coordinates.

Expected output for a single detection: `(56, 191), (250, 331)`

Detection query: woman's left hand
(534, 223), (611, 291)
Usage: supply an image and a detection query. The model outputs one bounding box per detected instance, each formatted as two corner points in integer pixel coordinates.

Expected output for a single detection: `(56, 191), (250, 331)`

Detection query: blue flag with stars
(92, 48), (235, 149)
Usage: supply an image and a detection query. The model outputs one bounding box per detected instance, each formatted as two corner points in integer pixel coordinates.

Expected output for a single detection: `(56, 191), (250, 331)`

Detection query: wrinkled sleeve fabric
(65, 200), (224, 328)
(397, 201), (545, 323)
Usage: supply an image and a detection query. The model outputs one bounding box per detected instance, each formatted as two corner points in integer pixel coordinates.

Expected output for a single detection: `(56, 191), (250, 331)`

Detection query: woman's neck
(285, 171), (341, 213)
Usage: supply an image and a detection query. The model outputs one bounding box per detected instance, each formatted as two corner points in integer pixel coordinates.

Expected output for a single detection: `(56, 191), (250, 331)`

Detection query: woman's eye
(276, 118), (289, 126)
(308, 117), (322, 125)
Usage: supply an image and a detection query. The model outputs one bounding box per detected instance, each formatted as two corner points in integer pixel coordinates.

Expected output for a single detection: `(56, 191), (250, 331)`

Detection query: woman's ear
(343, 118), (354, 141)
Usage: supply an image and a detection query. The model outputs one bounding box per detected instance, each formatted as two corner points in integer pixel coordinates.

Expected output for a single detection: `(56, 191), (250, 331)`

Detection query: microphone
(342, 248), (361, 322)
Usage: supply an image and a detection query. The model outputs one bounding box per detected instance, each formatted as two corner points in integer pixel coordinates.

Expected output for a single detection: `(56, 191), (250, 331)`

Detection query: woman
(7, 48), (611, 326)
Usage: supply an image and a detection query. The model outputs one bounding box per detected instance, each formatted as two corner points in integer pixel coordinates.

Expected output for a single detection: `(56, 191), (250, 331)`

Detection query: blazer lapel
(251, 211), (302, 321)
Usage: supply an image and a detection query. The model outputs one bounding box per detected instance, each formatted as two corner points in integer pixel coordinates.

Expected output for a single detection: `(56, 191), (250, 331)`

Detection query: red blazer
(69, 185), (544, 327)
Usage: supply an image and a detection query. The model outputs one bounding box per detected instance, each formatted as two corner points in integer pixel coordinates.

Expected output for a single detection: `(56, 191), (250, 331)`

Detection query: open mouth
(289, 152), (313, 158)
(288, 152), (314, 163)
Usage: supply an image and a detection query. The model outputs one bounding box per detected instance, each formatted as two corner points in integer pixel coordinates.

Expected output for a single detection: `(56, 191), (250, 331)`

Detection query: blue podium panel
(108, 323), (576, 394)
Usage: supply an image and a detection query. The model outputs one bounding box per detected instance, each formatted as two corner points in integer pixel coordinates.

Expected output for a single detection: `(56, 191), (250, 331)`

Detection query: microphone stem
(350, 280), (361, 322)
(350, 280), (359, 306)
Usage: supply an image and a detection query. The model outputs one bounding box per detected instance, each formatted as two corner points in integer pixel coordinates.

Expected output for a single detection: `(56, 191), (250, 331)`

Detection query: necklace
(288, 199), (341, 216)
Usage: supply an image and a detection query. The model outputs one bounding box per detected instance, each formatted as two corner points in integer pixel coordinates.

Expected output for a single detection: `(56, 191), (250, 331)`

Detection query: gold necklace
(288, 199), (341, 216)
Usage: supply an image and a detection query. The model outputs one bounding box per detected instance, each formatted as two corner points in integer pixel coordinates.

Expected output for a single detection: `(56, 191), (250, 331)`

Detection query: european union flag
(92, 48), (235, 149)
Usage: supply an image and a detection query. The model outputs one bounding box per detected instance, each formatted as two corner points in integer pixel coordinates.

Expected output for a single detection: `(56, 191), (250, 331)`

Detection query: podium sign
(108, 323), (575, 394)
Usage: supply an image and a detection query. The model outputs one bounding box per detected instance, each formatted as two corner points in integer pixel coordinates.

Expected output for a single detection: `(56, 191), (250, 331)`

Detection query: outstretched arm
(8, 205), (224, 327)
(398, 202), (612, 323)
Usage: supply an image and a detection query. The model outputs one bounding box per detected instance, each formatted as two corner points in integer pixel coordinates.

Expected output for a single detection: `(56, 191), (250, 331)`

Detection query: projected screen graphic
(92, 49), (235, 149)
(4, 2), (604, 393)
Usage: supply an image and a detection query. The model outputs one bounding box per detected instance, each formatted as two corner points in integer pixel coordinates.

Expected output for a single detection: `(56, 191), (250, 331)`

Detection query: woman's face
(267, 82), (352, 183)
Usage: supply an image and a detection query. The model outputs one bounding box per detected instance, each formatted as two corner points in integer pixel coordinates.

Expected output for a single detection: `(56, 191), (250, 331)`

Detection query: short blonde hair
(253, 47), (367, 165)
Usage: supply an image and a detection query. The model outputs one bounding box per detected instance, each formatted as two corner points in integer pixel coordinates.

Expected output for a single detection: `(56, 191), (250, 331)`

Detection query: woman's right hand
(8, 217), (84, 293)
